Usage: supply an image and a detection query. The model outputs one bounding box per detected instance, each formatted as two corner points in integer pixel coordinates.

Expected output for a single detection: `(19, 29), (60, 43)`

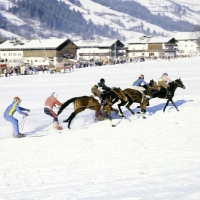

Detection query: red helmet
(13, 96), (21, 104)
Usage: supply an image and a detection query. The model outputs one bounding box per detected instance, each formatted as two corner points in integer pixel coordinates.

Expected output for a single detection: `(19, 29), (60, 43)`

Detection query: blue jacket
(133, 78), (148, 86)
(4, 101), (27, 117)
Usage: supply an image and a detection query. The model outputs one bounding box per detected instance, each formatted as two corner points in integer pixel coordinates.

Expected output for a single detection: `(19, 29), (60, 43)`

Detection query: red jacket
(44, 96), (63, 109)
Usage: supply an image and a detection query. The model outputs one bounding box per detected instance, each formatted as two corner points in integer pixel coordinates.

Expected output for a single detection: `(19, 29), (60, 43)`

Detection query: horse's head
(149, 79), (158, 90)
(174, 78), (186, 89)
(111, 87), (128, 102)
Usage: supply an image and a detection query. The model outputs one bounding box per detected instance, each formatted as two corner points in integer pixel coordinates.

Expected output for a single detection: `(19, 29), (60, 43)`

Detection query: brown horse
(153, 78), (186, 112)
(57, 87), (128, 129)
(112, 80), (158, 119)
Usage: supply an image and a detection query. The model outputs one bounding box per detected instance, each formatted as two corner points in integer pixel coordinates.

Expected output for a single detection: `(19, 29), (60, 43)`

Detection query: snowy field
(0, 57), (200, 200)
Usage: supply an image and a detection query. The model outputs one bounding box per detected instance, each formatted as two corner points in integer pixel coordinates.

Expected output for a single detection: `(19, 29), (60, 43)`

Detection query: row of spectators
(0, 54), (197, 76)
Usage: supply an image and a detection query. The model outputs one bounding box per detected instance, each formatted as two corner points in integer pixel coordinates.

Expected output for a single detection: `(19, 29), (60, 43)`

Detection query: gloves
(26, 109), (30, 112)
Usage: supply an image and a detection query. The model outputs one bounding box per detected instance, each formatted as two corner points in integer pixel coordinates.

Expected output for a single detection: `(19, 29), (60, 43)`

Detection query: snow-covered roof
(173, 32), (200, 40)
(75, 39), (124, 47)
(0, 38), (73, 50)
(148, 37), (175, 43)
(126, 36), (175, 44)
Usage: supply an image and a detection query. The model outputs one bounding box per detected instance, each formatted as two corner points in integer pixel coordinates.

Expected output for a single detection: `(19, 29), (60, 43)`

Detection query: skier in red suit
(44, 92), (63, 130)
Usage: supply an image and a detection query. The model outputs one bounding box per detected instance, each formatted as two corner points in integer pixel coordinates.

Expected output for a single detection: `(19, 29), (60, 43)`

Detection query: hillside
(0, 0), (199, 41)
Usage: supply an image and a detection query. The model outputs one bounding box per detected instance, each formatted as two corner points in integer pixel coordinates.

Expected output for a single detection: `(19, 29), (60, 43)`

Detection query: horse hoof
(112, 125), (116, 127)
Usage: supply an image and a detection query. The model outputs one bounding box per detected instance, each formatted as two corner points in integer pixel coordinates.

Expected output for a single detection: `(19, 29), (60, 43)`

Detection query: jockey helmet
(139, 74), (144, 79)
(13, 96), (21, 104)
(51, 92), (58, 99)
(100, 78), (105, 83)
(162, 73), (168, 76)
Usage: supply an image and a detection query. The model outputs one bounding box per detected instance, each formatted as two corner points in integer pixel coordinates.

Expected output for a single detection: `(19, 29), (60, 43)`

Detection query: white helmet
(51, 92), (58, 99)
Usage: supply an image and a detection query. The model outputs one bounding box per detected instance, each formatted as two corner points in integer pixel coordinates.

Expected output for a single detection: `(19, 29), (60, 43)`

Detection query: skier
(4, 96), (30, 138)
(44, 92), (63, 130)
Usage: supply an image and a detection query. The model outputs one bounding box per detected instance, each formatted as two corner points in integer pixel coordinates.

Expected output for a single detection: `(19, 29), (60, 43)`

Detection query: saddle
(159, 87), (173, 98)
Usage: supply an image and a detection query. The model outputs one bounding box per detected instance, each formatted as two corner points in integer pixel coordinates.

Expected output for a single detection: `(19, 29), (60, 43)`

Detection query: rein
(110, 88), (126, 101)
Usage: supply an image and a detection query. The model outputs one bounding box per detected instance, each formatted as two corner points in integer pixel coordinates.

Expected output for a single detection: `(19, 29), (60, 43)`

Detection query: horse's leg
(140, 103), (147, 119)
(125, 100), (135, 115)
(116, 101), (127, 116)
(111, 106), (123, 117)
(67, 112), (76, 129)
(137, 101), (149, 108)
(171, 99), (179, 111)
(163, 99), (170, 112)
(112, 98), (119, 105)
(63, 113), (72, 123)
(105, 106), (115, 127)
(64, 108), (85, 129)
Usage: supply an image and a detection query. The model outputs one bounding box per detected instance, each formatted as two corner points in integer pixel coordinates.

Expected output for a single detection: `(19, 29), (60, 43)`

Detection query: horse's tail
(57, 97), (78, 116)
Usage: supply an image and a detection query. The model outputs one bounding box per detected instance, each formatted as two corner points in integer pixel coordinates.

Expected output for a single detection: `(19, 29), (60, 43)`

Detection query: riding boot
(165, 87), (171, 98)
(150, 90), (157, 99)
(143, 91), (150, 100)
(100, 94), (107, 106)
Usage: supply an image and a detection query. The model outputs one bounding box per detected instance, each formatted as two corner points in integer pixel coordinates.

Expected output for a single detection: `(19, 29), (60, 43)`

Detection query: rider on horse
(132, 74), (150, 100)
(158, 73), (173, 98)
(91, 78), (111, 106)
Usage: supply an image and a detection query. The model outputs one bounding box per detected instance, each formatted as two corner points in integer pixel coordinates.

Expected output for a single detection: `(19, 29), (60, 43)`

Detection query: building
(173, 32), (200, 56)
(0, 38), (78, 66)
(126, 36), (178, 58)
(75, 38), (125, 61)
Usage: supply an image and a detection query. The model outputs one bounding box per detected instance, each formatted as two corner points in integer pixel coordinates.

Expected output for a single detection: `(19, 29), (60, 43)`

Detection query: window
(35, 60), (38, 62)
(13, 53), (16, 56)
(18, 53), (21, 56)
(3, 53), (7, 56)
(185, 45), (187, 47)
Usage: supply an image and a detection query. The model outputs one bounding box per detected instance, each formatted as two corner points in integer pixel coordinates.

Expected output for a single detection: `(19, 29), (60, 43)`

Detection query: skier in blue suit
(4, 96), (30, 138)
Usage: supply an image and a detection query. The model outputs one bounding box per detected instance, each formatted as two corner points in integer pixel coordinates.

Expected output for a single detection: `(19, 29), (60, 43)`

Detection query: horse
(153, 78), (186, 112)
(57, 87), (128, 129)
(112, 80), (158, 119)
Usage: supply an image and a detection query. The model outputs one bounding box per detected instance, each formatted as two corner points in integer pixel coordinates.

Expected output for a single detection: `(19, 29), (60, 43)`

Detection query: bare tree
(191, 25), (200, 46)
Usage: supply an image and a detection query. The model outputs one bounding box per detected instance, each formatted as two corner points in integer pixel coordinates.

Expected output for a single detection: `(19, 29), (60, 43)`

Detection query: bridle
(174, 80), (184, 88)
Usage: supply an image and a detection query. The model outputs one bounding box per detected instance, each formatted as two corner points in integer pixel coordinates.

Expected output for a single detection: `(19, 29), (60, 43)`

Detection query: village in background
(0, 31), (200, 76)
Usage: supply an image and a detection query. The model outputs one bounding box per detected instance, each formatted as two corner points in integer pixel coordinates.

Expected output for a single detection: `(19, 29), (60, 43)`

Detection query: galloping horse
(112, 80), (158, 119)
(153, 78), (186, 112)
(57, 87), (128, 129)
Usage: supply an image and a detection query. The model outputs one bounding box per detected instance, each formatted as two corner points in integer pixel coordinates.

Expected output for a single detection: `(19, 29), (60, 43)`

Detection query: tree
(192, 25), (200, 46)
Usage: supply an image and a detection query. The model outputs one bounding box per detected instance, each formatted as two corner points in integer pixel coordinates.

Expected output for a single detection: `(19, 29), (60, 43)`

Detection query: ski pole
(20, 113), (27, 133)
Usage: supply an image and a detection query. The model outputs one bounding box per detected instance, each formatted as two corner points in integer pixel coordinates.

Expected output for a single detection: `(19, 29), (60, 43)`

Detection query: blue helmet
(162, 73), (168, 76)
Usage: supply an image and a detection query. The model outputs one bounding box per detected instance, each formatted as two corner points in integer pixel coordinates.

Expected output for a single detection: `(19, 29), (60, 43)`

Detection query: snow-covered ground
(0, 57), (200, 199)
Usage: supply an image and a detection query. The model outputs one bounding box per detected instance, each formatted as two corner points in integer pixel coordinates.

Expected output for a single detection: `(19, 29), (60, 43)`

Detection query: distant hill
(0, 0), (199, 41)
